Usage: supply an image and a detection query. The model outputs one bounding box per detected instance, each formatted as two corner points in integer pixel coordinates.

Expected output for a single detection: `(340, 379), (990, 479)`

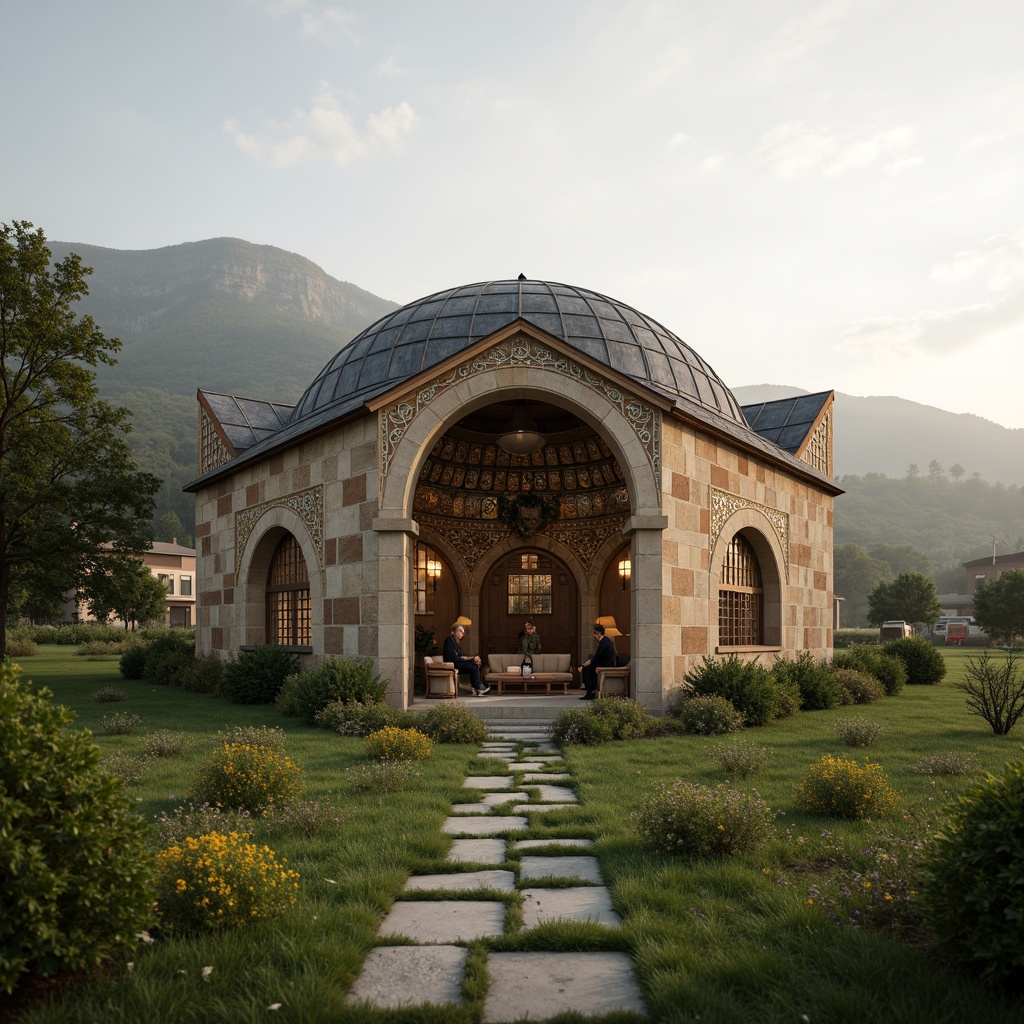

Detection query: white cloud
(840, 231), (1024, 356)
(224, 85), (416, 167)
(258, 0), (356, 40)
(377, 53), (407, 77)
(756, 121), (919, 177)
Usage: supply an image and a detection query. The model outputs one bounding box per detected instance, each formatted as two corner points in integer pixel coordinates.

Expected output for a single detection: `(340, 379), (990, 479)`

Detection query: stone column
(624, 514), (669, 711)
(372, 515), (419, 709)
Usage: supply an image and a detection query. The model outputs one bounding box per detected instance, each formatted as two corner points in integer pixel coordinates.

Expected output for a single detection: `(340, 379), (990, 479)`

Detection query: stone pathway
(347, 724), (647, 1022)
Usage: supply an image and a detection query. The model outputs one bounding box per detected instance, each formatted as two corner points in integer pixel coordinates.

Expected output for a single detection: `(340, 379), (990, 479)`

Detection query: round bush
(669, 694), (743, 735)
(118, 640), (149, 680)
(635, 780), (774, 857)
(684, 656), (788, 726)
(191, 742), (303, 813)
(795, 755), (899, 819)
(919, 757), (1024, 986)
(772, 653), (840, 711)
(5, 638), (39, 658)
(586, 698), (655, 739)
(550, 707), (616, 746)
(141, 630), (195, 685)
(283, 657), (388, 721)
(882, 635), (947, 685)
(155, 830), (299, 932)
(833, 645), (906, 696)
(91, 686), (128, 703)
(0, 663), (154, 995)
(315, 700), (413, 736)
(419, 702), (489, 744)
(830, 667), (884, 705)
(220, 645), (299, 705)
(364, 726), (433, 761)
(179, 651), (224, 694)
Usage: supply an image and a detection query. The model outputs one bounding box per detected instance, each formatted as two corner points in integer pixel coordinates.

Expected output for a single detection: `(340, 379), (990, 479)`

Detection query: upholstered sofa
(485, 653), (574, 694)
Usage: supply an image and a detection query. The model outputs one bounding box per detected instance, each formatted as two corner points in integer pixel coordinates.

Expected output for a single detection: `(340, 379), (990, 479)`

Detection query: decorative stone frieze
(380, 337), (661, 500)
(235, 485), (324, 574)
(709, 487), (789, 582)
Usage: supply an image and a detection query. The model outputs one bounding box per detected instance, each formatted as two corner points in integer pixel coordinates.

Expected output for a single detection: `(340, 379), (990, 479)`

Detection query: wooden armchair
(422, 656), (458, 699)
(596, 663), (630, 698)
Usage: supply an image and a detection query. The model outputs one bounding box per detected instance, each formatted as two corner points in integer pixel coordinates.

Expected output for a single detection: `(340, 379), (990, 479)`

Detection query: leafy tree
(867, 571), (942, 627)
(949, 463), (965, 483)
(834, 544), (891, 627)
(972, 569), (1024, 645)
(868, 543), (934, 578)
(82, 555), (167, 629)
(0, 221), (159, 656)
(928, 460), (944, 478)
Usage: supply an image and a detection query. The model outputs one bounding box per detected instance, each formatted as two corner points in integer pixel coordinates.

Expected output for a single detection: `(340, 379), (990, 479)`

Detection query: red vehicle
(946, 623), (969, 645)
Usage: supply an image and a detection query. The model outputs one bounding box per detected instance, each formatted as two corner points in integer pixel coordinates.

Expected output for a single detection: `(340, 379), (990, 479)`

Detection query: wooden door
(480, 549), (579, 668)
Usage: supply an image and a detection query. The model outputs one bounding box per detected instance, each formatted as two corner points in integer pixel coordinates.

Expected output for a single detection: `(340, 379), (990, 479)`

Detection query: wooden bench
(485, 653), (574, 694)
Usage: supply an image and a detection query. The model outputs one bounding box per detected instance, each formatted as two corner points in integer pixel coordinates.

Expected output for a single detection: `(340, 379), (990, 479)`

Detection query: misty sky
(3, 0), (1022, 427)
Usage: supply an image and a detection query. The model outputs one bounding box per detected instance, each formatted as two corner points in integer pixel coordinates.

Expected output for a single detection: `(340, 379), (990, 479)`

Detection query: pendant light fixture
(497, 401), (546, 456)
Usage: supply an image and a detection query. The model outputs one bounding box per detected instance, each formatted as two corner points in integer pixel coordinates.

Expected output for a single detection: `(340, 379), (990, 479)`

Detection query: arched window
(719, 533), (762, 646)
(267, 533), (311, 647)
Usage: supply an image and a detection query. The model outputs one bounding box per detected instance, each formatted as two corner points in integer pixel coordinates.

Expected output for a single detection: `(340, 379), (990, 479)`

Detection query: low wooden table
(486, 672), (574, 695)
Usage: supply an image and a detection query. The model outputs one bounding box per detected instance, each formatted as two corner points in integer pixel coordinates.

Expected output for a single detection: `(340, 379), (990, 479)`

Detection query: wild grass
(9, 647), (1024, 1023)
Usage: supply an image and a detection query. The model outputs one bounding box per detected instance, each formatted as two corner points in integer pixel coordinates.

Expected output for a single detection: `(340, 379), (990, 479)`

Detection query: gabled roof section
(742, 390), (834, 477)
(197, 390), (294, 477)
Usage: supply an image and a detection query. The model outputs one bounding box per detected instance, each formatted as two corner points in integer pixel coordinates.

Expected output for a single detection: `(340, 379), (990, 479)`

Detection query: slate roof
(200, 391), (294, 453)
(741, 391), (833, 456)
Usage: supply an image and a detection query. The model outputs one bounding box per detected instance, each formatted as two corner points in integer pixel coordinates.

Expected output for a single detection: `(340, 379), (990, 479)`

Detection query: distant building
(963, 550), (1024, 597)
(63, 540), (196, 628)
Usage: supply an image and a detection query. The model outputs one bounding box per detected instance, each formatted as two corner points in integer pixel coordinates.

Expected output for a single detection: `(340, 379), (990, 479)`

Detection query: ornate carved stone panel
(380, 335), (661, 500)
(235, 485), (324, 574)
(709, 487), (789, 582)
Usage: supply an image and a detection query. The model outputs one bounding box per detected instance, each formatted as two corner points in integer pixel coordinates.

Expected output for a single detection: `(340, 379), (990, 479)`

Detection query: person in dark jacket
(443, 622), (489, 696)
(578, 623), (617, 700)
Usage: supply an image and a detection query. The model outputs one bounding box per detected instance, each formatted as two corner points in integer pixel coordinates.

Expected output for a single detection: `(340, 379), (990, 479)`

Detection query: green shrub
(142, 630), (195, 686)
(281, 657), (388, 721)
(221, 645), (299, 705)
(919, 757), (1024, 986)
(833, 628), (879, 648)
(151, 802), (254, 848)
(179, 651), (224, 694)
(586, 698), (656, 739)
(911, 752), (980, 776)
(77, 640), (129, 658)
(118, 640), (149, 680)
(91, 686), (128, 703)
(314, 699), (413, 736)
(214, 724), (287, 749)
(155, 830), (299, 932)
(4, 638), (39, 657)
(669, 693), (743, 735)
(345, 760), (422, 793)
(191, 742), (303, 813)
(100, 711), (142, 735)
(832, 715), (881, 747)
(419, 702), (489, 744)
(635, 780), (775, 858)
(100, 752), (151, 785)
(364, 726), (433, 762)
(833, 645), (906, 696)
(684, 655), (792, 726)
(0, 663), (154, 995)
(264, 798), (349, 838)
(795, 755), (899, 819)
(144, 729), (189, 758)
(709, 738), (775, 777)
(882, 635), (946, 685)
(550, 707), (616, 746)
(772, 652), (840, 710)
(830, 667), (885, 705)
(20, 623), (128, 646)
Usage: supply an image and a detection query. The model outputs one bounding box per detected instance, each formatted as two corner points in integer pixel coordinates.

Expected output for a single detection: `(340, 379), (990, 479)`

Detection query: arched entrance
(478, 547), (579, 666)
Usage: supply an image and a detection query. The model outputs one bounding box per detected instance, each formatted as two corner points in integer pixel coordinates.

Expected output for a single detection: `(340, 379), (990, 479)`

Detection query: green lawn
(7, 646), (1024, 1023)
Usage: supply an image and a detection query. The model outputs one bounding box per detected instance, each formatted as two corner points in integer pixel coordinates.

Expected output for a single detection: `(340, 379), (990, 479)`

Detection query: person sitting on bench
(578, 623), (617, 700)
(443, 622), (489, 696)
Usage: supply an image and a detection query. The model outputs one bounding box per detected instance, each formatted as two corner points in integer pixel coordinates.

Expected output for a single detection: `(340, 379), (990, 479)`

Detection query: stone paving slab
(446, 838), (506, 864)
(504, 761), (548, 772)
(348, 945), (467, 1010)
(529, 784), (577, 802)
(442, 815), (528, 836)
(520, 772), (571, 782)
(451, 793), (529, 814)
(463, 776), (515, 789)
(511, 838), (594, 851)
(519, 855), (603, 883)
(520, 887), (621, 928)
(379, 900), (505, 942)
(512, 803), (578, 814)
(404, 869), (515, 892)
(482, 952), (645, 1022)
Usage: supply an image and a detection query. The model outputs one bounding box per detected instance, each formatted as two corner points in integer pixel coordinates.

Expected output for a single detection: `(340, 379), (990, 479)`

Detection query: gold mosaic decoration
(235, 485), (324, 574)
(709, 487), (789, 583)
(379, 336), (661, 501)
(199, 408), (234, 475)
